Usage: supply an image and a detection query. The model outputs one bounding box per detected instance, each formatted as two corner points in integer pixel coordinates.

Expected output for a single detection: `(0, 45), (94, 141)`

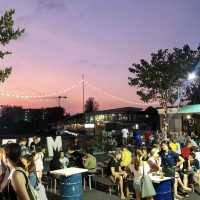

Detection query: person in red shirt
(144, 131), (152, 143)
(181, 142), (192, 159)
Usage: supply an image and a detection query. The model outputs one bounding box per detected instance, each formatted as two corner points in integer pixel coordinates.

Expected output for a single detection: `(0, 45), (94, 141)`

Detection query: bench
(93, 176), (118, 196)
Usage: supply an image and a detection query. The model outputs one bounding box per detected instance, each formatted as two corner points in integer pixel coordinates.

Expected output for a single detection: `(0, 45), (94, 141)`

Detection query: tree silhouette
(84, 97), (99, 113)
(129, 44), (200, 114)
(0, 9), (24, 82)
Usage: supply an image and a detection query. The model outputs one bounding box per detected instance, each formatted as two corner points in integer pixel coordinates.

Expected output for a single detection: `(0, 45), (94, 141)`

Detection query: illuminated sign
(84, 123), (95, 128)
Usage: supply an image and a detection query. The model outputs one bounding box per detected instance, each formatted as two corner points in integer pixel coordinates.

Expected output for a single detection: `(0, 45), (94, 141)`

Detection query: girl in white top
(34, 150), (44, 181)
(131, 149), (153, 200)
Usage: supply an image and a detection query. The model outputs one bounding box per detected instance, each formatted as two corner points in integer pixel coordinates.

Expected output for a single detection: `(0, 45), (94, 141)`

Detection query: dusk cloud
(36, 0), (67, 12)
(0, 0), (200, 113)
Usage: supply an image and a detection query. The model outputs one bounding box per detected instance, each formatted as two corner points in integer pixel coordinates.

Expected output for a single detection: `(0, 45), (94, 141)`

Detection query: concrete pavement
(47, 189), (200, 200)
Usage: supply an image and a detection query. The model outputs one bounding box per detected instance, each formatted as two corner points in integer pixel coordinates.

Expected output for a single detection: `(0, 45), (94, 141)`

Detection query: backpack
(15, 168), (40, 200)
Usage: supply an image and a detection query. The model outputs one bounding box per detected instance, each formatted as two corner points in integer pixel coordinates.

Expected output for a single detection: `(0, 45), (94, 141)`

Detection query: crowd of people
(106, 131), (200, 200)
(0, 136), (98, 200)
(0, 137), (45, 200)
(0, 131), (199, 200)
(0, 137), (47, 200)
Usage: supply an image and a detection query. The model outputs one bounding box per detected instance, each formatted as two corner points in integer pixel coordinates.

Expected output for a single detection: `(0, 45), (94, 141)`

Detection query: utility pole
(41, 96), (67, 108)
(177, 87), (180, 109)
(82, 74), (85, 113)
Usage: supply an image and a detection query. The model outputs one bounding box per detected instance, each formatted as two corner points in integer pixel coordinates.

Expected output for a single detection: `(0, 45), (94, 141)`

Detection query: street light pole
(82, 74), (85, 113)
(178, 87), (180, 109)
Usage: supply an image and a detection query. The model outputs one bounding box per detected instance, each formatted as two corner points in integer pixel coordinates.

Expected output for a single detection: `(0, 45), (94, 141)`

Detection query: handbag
(141, 163), (156, 198)
(35, 177), (48, 200)
(35, 182), (48, 200)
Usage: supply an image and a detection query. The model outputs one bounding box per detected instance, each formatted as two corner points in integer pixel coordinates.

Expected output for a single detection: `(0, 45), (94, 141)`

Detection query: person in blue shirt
(133, 131), (142, 148)
(160, 141), (192, 199)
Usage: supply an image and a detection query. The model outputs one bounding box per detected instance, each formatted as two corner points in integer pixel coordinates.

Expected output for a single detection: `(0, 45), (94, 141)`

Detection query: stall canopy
(178, 104), (200, 114)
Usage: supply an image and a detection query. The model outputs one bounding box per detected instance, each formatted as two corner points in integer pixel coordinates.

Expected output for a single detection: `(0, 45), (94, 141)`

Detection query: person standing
(181, 141), (192, 160)
(148, 148), (161, 173)
(33, 148), (44, 181)
(30, 137), (41, 153)
(121, 127), (129, 146)
(19, 138), (30, 156)
(3, 143), (31, 200)
(21, 155), (37, 189)
(160, 141), (191, 199)
(132, 149), (155, 200)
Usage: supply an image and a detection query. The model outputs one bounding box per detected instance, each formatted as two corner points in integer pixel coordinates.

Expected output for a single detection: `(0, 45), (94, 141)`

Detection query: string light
(0, 79), (158, 106)
(85, 81), (158, 106)
(0, 80), (83, 99)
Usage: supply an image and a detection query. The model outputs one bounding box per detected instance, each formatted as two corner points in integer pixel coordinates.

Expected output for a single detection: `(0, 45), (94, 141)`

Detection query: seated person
(73, 138), (81, 151)
(49, 151), (61, 171)
(121, 146), (132, 168)
(108, 150), (129, 200)
(82, 152), (96, 173)
(186, 152), (200, 187)
(59, 151), (69, 169)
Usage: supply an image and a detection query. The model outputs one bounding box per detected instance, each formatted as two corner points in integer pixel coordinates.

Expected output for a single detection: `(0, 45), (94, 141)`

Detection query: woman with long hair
(21, 155), (38, 189)
(33, 147), (44, 181)
(3, 143), (31, 200)
(148, 148), (161, 173)
(132, 149), (154, 200)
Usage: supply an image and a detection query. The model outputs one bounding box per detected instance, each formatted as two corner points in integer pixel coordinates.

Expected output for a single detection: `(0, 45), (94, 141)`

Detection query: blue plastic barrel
(60, 173), (82, 200)
(154, 179), (173, 200)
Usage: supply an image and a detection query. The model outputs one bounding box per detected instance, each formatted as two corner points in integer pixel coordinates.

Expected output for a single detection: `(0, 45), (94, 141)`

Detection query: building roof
(90, 107), (142, 114)
(178, 104), (200, 114)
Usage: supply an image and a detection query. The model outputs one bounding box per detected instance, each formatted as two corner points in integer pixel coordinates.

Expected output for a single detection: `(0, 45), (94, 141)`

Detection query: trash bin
(60, 173), (82, 200)
(154, 179), (173, 200)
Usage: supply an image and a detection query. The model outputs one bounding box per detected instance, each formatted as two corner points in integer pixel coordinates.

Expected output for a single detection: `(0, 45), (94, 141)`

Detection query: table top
(149, 174), (171, 184)
(50, 167), (88, 177)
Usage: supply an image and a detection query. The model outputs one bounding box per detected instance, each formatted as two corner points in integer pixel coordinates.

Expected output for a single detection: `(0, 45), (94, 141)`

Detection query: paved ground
(47, 189), (200, 200)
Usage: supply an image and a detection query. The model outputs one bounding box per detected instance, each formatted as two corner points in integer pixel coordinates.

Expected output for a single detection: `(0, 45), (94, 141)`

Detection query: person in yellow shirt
(120, 146), (132, 167)
(169, 136), (181, 154)
(82, 153), (97, 173)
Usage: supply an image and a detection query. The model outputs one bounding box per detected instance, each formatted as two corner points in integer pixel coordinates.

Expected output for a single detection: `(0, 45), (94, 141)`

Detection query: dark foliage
(0, 9), (24, 82)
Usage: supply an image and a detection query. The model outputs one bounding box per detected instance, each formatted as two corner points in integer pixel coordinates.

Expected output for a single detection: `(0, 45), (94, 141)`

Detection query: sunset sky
(1, 0), (200, 113)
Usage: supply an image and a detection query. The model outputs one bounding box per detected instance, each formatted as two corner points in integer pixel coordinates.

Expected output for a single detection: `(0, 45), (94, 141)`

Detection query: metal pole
(58, 96), (61, 107)
(82, 74), (85, 113)
(178, 87), (180, 109)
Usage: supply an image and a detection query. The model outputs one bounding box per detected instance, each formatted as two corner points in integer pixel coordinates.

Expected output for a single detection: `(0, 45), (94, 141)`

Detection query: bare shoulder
(12, 170), (26, 183)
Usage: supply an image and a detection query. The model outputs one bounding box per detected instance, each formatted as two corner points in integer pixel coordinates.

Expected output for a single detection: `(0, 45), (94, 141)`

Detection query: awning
(178, 104), (200, 114)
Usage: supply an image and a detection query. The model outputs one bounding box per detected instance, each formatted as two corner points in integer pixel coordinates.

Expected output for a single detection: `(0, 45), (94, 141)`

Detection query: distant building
(24, 107), (65, 122)
(64, 106), (160, 134)
(0, 106), (65, 137)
